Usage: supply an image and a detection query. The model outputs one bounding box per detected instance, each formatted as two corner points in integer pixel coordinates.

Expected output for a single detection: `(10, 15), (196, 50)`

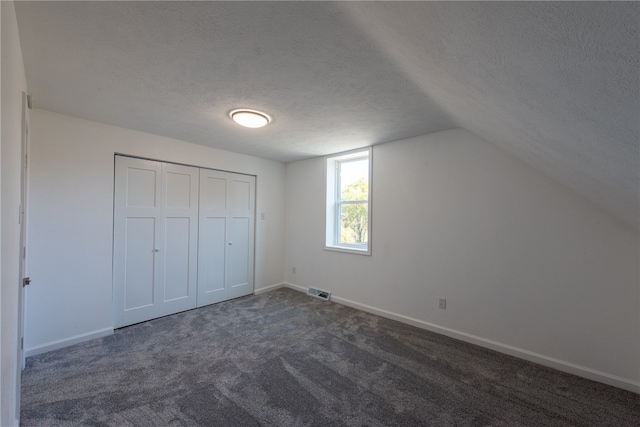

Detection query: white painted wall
(25, 109), (286, 354)
(1, 1), (28, 425)
(285, 128), (640, 391)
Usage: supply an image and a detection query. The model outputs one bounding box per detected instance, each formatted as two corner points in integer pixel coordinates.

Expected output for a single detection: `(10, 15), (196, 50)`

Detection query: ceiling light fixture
(230, 109), (271, 128)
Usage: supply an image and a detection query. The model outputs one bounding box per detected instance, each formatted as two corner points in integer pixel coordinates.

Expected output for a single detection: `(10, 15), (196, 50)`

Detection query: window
(325, 147), (372, 255)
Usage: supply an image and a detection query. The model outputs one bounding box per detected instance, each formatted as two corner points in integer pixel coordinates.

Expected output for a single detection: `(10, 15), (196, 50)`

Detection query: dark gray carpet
(21, 288), (640, 426)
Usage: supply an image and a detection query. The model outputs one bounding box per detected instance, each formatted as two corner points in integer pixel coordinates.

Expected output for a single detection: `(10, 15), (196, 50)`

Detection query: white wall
(1, 1), (27, 425)
(285, 128), (640, 391)
(25, 109), (286, 354)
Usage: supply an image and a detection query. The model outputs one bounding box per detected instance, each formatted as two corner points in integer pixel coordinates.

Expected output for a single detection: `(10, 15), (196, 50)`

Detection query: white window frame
(325, 147), (372, 255)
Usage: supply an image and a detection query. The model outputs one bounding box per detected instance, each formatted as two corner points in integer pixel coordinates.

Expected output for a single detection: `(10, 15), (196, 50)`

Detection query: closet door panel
(201, 217), (226, 293)
(228, 217), (250, 289)
(125, 167), (157, 208)
(197, 169), (229, 306)
(158, 163), (199, 315)
(226, 174), (255, 299)
(124, 217), (156, 310)
(162, 217), (192, 302)
(114, 157), (162, 327)
(165, 171), (193, 208)
(202, 176), (227, 210)
(230, 179), (251, 210)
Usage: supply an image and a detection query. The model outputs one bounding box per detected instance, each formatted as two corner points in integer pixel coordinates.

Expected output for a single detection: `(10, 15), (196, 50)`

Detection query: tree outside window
(339, 178), (368, 245)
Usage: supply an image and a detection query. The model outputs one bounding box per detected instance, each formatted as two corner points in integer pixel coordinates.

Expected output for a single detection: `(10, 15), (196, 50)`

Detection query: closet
(113, 156), (255, 328)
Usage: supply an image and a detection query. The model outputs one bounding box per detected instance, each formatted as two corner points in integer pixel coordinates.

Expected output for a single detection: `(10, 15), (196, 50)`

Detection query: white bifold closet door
(113, 156), (255, 328)
(197, 169), (255, 306)
(113, 156), (199, 328)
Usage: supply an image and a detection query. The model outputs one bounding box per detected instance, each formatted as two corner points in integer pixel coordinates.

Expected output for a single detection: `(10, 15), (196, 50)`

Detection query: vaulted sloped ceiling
(14, 2), (639, 229)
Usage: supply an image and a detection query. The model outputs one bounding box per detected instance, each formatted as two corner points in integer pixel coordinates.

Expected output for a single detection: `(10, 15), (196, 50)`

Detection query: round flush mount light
(230, 109), (271, 128)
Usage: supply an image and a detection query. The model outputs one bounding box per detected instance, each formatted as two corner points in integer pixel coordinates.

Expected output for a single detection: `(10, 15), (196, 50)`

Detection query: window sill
(324, 245), (371, 256)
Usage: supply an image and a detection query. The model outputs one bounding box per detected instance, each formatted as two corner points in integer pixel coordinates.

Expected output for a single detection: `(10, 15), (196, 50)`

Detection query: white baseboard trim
(279, 282), (639, 393)
(253, 282), (286, 295)
(282, 282), (307, 293)
(25, 327), (114, 358)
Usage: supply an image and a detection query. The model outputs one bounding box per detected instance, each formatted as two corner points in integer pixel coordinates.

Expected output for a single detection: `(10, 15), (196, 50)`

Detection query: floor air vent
(307, 287), (331, 301)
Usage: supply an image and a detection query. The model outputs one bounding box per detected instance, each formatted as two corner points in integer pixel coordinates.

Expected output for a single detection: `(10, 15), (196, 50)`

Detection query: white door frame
(16, 91), (31, 415)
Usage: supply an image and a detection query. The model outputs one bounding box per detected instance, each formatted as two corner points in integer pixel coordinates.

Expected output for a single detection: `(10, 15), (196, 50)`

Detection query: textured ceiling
(14, 1), (639, 229)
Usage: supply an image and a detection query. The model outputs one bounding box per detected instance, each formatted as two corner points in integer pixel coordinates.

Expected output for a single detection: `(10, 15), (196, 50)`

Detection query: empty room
(1, 1), (639, 426)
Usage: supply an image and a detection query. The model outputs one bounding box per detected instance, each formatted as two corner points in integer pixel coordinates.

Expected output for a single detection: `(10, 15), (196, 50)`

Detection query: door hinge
(21, 337), (24, 350)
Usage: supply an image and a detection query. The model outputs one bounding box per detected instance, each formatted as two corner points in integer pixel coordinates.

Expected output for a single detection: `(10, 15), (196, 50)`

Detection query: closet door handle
(228, 242), (233, 246)
(153, 248), (160, 252)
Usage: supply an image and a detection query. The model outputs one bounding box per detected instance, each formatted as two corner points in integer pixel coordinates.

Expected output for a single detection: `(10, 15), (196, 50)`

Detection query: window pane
(339, 203), (368, 245)
(340, 159), (368, 201)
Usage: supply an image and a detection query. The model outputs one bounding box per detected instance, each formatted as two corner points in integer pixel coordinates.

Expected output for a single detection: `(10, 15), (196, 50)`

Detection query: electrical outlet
(292, 267), (296, 274)
(439, 298), (446, 309)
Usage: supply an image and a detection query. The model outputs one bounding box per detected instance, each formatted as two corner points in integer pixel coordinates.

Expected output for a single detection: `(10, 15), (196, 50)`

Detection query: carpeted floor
(21, 287), (640, 426)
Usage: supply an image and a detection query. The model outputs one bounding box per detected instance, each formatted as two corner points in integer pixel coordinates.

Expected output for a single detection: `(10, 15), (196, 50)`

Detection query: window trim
(324, 147), (372, 256)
